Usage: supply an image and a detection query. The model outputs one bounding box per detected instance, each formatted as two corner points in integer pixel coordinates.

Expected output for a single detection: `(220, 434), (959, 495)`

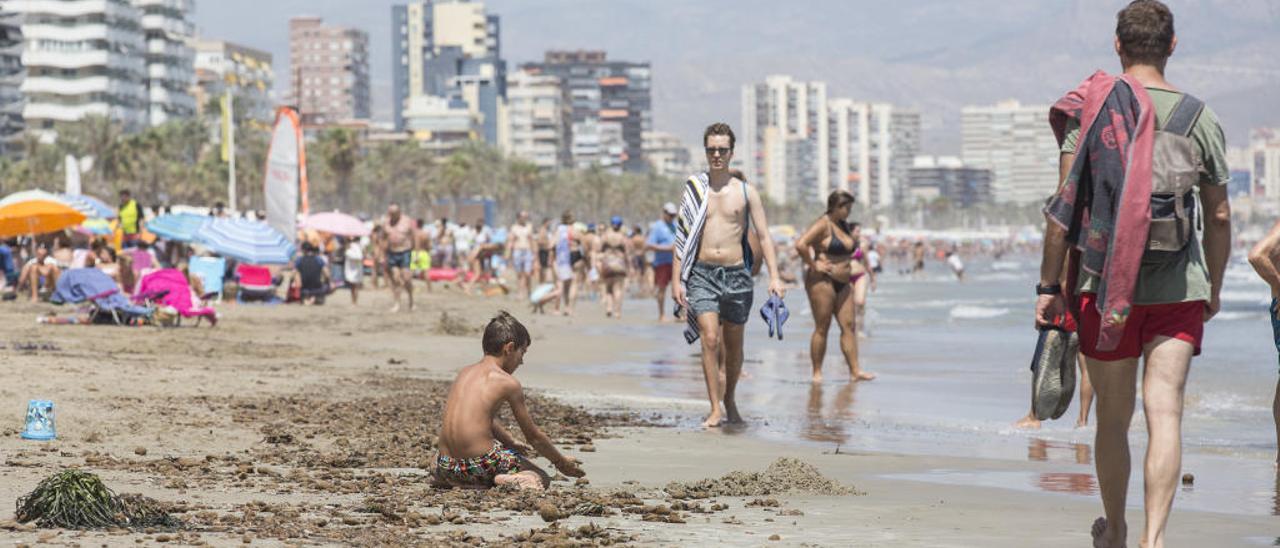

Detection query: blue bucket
(20, 399), (56, 441)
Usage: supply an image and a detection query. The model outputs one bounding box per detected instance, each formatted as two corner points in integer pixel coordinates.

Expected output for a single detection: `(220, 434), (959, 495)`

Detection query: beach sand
(0, 286), (1274, 546)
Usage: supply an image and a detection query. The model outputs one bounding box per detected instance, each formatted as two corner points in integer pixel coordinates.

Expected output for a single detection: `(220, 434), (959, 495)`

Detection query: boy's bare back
(438, 361), (517, 460)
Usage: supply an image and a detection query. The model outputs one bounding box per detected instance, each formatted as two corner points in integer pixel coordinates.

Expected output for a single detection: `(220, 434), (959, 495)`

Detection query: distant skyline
(193, 0), (1280, 154)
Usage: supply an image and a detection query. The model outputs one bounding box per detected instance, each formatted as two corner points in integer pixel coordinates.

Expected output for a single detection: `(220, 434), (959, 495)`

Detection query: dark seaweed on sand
(15, 469), (179, 530)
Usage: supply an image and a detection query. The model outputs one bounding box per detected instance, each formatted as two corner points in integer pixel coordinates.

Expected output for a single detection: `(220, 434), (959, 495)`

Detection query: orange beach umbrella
(0, 199), (87, 238)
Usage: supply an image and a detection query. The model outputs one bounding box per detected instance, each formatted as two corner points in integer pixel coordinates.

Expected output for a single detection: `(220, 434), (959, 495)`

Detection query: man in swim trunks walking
(381, 204), (418, 312)
(673, 122), (786, 427)
(1247, 223), (1280, 466)
(1036, 3), (1231, 545)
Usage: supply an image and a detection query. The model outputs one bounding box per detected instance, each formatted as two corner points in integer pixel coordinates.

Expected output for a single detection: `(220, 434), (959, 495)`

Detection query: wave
(1218, 290), (1270, 305)
(949, 305), (1011, 320)
(1211, 311), (1262, 322)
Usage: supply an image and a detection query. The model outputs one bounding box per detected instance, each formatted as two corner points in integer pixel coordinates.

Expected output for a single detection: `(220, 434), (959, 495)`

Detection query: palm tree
(316, 128), (359, 211)
(507, 159), (541, 215)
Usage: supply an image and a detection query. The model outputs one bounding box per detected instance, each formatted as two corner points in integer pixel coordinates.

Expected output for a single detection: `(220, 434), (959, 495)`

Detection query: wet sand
(0, 285), (1274, 546)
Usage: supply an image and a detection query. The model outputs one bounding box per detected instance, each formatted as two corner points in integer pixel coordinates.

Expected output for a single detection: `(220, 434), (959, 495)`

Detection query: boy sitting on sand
(434, 311), (585, 490)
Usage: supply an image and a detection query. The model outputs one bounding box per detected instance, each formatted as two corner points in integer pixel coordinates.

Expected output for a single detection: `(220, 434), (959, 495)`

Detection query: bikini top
(826, 221), (854, 256)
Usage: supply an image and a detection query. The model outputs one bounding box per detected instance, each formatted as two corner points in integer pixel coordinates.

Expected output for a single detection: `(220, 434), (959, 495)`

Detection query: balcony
(25, 101), (145, 125)
(6, 0), (138, 19)
(23, 50), (144, 72)
(140, 14), (193, 37)
(21, 75), (145, 97)
(21, 23), (140, 46)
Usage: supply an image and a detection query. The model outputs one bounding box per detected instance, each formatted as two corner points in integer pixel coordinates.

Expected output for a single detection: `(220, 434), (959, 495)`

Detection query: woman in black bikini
(796, 190), (876, 383)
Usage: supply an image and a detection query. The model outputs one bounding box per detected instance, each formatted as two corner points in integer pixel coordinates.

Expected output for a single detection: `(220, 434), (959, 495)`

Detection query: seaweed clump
(15, 469), (179, 529)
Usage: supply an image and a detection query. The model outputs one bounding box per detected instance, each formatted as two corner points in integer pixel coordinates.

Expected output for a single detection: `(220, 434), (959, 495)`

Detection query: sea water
(573, 255), (1280, 516)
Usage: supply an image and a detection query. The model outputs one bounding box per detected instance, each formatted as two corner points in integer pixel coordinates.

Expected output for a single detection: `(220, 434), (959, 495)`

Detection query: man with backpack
(1033, 2), (1231, 547)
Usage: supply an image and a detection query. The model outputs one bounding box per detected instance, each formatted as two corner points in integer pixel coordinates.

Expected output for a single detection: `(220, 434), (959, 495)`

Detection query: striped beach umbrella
(75, 218), (113, 236)
(147, 212), (210, 243)
(195, 217), (295, 265)
(0, 189), (69, 208)
(60, 193), (116, 219)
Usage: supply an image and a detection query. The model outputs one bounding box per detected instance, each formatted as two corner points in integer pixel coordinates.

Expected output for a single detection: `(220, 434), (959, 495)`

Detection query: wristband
(1035, 284), (1062, 296)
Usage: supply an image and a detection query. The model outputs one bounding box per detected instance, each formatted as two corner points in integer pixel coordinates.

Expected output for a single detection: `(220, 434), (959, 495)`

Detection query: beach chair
(133, 269), (218, 327)
(50, 268), (152, 326)
(124, 248), (155, 284)
(235, 264), (278, 303)
(189, 256), (226, 302)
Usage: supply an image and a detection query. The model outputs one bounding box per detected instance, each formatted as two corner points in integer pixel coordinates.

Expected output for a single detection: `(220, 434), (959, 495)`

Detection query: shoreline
(0, 286), (1275, 546)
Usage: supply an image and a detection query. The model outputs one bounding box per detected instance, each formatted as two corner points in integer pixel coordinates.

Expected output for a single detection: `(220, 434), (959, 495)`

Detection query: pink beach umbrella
(302, 211), (370, 237)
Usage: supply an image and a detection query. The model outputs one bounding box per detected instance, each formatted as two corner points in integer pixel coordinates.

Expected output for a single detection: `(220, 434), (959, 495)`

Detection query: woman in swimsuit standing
(596, 216), (632, 319)
(796, 190), (876, 383)
(847, 222), (875, 337)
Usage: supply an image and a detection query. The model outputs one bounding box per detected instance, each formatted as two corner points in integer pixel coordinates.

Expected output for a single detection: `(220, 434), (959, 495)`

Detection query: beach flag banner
(263, 107), (307, 244)
(20, 399), (56, 441)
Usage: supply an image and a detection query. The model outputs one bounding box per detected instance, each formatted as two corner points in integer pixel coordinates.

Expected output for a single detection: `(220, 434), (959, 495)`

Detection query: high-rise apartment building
(134, 0), (194, 125)
(0, 6), (22, 153)
(9, 0), (149, 132)
(907, 156), (993, 208)
(192, 39), (274, 123)
(961, 100), (1059, 204)
(1250, 128), (1280, 200)
(741, 75), (828, 204)
(503, 68), (564, 170)
(521, 50), (651, 172)
(391, 1), (504, 143)
(289, 16), (371, 126)
(643, 131), (693, 179)
(827, 99), (921, 207)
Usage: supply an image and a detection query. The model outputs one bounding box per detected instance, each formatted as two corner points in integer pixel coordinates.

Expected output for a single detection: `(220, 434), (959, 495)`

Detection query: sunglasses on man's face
(705, 147), (732, 157)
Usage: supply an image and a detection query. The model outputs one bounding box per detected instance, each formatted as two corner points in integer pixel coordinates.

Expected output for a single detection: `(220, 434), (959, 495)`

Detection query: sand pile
(220, 375), (647, 469)
(664, 458), (858, 499)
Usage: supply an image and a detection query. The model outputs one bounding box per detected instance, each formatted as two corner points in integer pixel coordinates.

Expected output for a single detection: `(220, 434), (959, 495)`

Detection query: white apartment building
(192, 38), (274, 123)
(134, 0), (194, 125)
(827, 99), (921, 208)
(1250, 128), (1280, 200)
(643, 130), (692, 179)
(0, 6), (22, 152)
(741, 75), (828, 205)
(8, 0), (149, 132)
(503, 69), (563, 170)
(961, 100), (1059, 204)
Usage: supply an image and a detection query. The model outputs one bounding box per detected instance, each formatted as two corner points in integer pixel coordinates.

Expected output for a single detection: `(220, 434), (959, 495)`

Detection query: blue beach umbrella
(60, 194), (116, 219)
(195, 217), (295, 265)
(148, 212), (210, 243)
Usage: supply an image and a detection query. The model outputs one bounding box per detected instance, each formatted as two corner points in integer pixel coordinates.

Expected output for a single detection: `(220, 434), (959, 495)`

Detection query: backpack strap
(1161, 93), (1203, 138)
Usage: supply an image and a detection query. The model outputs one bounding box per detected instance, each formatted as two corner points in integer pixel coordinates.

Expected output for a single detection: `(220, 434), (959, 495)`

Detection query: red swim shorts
(1077, 293), (1204, 361)
(653, 263), (672, 288)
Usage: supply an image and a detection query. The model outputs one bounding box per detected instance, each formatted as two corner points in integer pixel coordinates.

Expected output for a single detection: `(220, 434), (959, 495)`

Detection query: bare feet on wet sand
(852, 370), (877, 382)
(811, 372), (823, 383)
(1091, 517), (1126, 548)
(1014, 413), (1042, 430)
(702, 408), (725, 428)
(724, 399), (743, 424)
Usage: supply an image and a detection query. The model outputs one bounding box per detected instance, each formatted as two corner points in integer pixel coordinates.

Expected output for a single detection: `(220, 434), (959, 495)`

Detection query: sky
(192, 0), (1280, 153)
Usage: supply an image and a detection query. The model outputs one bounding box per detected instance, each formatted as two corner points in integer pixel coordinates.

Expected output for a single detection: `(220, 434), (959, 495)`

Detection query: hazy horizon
(193, 0), (1280, 154)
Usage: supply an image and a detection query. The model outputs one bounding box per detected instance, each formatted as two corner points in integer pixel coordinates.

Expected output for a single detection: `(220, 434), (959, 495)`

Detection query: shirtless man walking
(673, 122), (786, 427)
(507, 211), (536, 299)
(381, 204), (417, 312)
